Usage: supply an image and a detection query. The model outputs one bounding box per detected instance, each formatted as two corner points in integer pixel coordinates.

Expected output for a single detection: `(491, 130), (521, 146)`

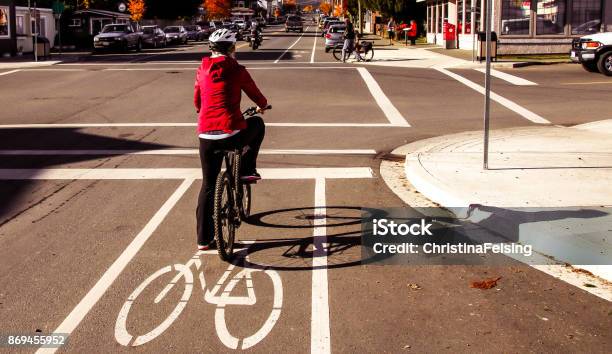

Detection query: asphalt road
(0, 24), (611, 353)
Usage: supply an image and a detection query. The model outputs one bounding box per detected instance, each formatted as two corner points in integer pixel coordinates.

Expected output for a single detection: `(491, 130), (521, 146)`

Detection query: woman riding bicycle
(194, 28), (269, 251)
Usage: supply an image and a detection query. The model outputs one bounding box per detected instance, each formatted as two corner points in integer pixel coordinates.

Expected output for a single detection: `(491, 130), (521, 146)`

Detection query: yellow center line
(561, 81), (612, 85)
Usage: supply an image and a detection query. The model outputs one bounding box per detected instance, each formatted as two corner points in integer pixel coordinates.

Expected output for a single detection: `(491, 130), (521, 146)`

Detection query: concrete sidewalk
(0, 60), (60, 69)
(388, 120), (612, 285)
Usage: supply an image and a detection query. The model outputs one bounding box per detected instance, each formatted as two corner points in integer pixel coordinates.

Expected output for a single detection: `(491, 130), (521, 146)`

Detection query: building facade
(426, 0), (612, 54)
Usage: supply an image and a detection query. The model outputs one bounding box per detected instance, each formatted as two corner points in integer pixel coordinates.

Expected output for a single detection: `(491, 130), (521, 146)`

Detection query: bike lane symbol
(115, 243), (283, 350)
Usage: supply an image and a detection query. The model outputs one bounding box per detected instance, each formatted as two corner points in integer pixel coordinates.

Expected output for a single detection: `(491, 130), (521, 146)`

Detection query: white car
(571, 32), (612, 76)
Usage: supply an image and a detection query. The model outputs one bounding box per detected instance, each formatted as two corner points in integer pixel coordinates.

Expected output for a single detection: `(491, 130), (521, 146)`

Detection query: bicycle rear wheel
(213, 172), (235, 261)
(361, 48), (374, 62)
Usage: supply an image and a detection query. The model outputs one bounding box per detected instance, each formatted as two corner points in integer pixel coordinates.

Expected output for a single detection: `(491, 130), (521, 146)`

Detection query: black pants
(196, 117), (265, 246)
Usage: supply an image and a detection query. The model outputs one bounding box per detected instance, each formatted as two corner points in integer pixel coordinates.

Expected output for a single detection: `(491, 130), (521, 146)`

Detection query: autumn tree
(204, 0), (231, 20)
(128, 0), (146, 22)
(303, 5), (313, 12)
(332, 4), (344, 17)
(282, 0), (296, 13)
(319, 2), (332, 15)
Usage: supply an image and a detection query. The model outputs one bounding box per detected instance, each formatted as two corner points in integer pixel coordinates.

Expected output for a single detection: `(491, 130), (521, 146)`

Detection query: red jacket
(194, 56), (268, 133)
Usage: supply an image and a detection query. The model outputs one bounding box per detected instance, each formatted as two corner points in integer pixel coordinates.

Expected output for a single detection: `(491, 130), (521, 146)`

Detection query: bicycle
(213, 105), (271, 261)
(332, 41), (374, 62)
(115, 243), (283, 349)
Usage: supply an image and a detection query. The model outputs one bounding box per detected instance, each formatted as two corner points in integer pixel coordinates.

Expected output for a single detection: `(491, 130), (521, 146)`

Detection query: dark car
(185, 25), (205, 41)
(142, 25), (166, 48)
(285, 15), (303, 33)
(93, 23), (143, 52)
(164, 26), (188, 45)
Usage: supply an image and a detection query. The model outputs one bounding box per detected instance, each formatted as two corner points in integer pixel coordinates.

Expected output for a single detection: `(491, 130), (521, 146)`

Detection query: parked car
(285, 15), (303, 33)
(571, 32), (612, 76)
(185, 25), (205, 41)
(324, 24), (346, 52)
(141, 25), (166, 48)
(164, 26), (188, 45)
(199, 23), (214, 38)
(93, 23), (143, 52)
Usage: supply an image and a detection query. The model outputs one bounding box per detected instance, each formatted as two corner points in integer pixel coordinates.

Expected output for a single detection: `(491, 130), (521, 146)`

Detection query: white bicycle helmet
(209, 28), (237, 54)
(209, 28), (236, 44)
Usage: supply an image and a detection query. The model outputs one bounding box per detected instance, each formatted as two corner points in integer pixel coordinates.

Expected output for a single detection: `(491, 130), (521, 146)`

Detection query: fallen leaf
(407, 283), (422, 290)
(470, 277), (502, 290)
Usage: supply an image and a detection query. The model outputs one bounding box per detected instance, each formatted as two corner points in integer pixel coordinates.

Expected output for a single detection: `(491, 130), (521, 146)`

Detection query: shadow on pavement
(0, 128), (171, 227)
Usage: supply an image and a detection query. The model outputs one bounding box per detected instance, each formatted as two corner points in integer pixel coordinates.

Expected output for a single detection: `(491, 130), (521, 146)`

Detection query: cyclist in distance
(193, 28), (269, 251)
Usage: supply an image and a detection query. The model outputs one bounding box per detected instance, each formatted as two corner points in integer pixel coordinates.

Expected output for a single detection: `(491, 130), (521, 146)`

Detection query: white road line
(0, 167), (374, 180)
(0, 122), (406, 128)
(436, 68), (551, 124)
(0, 149), (377, 156)
(356, 67), (411, 127)
(35, 178), (194, 354)
(311, 26), (318, 63)
(474, 68), (537, 86)
(275, 26), (309, 63)
(311, 178), (331, 354)
(0, 69), (21, 76)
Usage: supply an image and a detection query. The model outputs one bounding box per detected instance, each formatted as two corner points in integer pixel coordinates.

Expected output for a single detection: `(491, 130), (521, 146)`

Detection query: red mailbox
(443, 22), (456, 41)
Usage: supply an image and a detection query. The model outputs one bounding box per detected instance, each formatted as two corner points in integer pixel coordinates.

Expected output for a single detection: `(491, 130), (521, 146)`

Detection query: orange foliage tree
(303, 5), (313, 12)
(319, 2), (332, 15)
(333, 4), (344, 17)
(128, 0), (146, 22)
(204, 0), (231, 20)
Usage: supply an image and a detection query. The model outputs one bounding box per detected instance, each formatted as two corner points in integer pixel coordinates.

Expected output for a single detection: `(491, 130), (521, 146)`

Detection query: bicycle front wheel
(214, 172), (235, 261)
(362, 48), (374, 62)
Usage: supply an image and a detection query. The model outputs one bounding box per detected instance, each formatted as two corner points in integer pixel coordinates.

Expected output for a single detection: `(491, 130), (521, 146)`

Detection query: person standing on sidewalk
(387, 17), (395, 45)
(408, 20), (418, 45)
(342, 18), (357, 62)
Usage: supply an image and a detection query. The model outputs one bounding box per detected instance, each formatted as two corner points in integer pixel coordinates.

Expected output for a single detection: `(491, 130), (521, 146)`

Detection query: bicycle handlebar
(243, 105), (272, 117)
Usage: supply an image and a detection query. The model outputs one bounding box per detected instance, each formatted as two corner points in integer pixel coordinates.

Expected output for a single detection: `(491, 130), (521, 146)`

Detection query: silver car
(324, 24), (346, 52)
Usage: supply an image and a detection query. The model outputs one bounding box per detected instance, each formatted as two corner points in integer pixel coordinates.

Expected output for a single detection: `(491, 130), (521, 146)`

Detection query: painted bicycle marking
(115, 244), (283, 349)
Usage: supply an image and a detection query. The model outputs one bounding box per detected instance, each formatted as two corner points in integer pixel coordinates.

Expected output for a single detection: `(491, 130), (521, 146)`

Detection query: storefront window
(501, 0), (531, 35)
(16, 15), (25, 35)
(536, 0), (566, 35)
(571, 0), (601, 34)
(0, 6), (10, 38)
(458, 0), (464, 34)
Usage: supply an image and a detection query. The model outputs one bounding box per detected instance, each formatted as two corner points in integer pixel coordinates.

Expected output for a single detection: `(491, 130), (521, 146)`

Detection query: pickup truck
(285, 15), (303, 33)
(93, 23), (143, 52)
(571, 32), (612, 76)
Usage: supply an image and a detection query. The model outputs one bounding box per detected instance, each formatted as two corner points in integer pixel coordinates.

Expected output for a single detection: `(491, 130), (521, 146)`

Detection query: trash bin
(477, 31), (497, 62)
(35, 37), (51, 60)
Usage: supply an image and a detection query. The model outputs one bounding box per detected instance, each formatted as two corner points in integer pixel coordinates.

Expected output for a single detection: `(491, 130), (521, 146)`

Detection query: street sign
(118, 2), (127, 12)
(52, 1), (65, 15)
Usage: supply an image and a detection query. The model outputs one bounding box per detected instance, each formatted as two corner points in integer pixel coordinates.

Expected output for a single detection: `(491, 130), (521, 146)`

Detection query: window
(474, 0), (481, 32)
(0, 6), (10, 38)
(16, 15), (25, 35)
(571, 0), (601, 34)
(69, 18), (82, 27)
(465, 0), (472, 34)
(536, 0), (566, 35)
(501, 0), (531, 35)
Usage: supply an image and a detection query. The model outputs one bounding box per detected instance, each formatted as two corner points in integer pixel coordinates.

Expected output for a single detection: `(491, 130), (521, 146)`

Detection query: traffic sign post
(483, 0), (492, 169)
